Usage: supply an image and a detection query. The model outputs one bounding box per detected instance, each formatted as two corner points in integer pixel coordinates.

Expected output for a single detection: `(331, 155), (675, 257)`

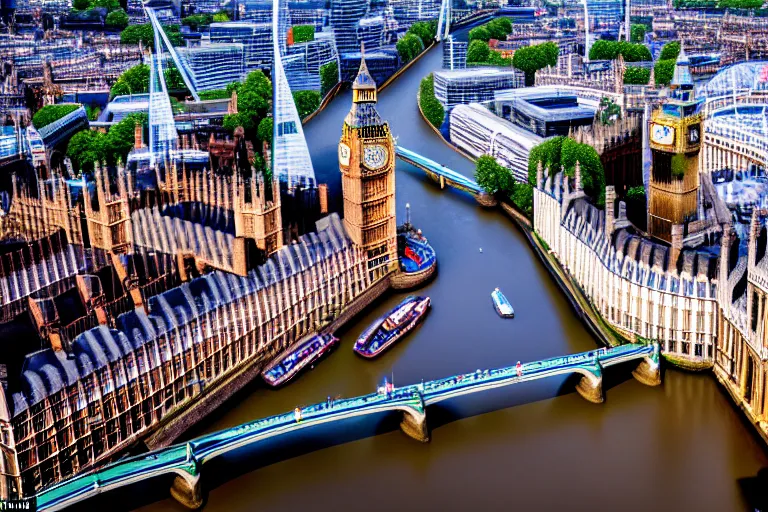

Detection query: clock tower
(339, 52), (398, 283)
(648, 47), (704, 243)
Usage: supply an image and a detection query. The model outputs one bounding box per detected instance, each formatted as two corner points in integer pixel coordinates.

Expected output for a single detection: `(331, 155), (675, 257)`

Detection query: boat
(354, 296), (431, 358)
(261, 332), (339, 387)
(491, 288), (514, 318)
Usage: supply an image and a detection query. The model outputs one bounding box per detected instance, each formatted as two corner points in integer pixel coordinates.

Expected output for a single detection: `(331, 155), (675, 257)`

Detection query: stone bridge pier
(632, 344), (662, 387)
(575, 361), (604, 404)
(398, 394), (429, 443)
(170, 446), (203, 509)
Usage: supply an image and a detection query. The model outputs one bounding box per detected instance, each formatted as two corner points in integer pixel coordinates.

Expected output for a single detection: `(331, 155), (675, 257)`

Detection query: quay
(36, 342), (660, 511)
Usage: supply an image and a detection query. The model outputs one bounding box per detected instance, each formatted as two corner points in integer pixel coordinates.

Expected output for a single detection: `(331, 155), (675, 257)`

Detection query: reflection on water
(137, 43), (768, 512)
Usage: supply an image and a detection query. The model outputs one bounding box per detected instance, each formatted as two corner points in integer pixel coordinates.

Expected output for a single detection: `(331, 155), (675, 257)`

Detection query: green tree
(85, 105), (101, 121)
(487, 50), (512, 66)
(512, 183), (533, 216)
(293, 90), (321, 119)
(213, 12), (230, 22)
(120, 23), (181, 49)
(110, 64), (150, 98)
(67, 129), (106, 174)
(408, 20), (437, 47)
(292, 24), (315, 43)
(487, 17), (512, 38)
(92, 0), (120, 11)
(32, 104), (80, 129)
(164, 65), (187, 91)
(626, 185), (646, 201)
(320, 60), (339, 96)
(540, 41), (559, 67)
(513, 45), (547, 86)
(181, 14), (212, 31)
(396, 33), (423, 63)
(589, 40), (650, 62)
(223, 112), (255, 132)
(589, 39), (619, 60)
(105, 9), (129, 28)
(198, 89), (231, 100)
(419, 73), (445, 128)
(561, 137), (606, 206)
(659, 41), (681, 61)
(630, 24), (646, 43)
(528, 136), (564, 185)
(623, 66), (650, 84)
(467, 39), (491, 64)
(718, 0), (764, 7)
(72, 0), (90, 10)
(120, 23), (154, 47)
(654, 59), (676, 86)
(468, 25), (491, 42)
(475, 155), (515, 196)
(105, 112), (147, 163)
(257, 117), (273, 143)
(527, 136), (606, 206)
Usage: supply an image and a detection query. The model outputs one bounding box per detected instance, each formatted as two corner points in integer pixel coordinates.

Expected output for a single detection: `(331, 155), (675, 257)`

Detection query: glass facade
(210, 22), (273, 71)
(178, 44), (246, 91)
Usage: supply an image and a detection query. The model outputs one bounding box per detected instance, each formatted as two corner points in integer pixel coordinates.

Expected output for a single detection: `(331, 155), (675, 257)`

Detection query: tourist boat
(261, 333), (339, 387)
(491, 288), (514, 318)
(354, 296), (431, 358)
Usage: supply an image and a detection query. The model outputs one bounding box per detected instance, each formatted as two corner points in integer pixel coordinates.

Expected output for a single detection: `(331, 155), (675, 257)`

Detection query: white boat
(491, 288), (514, 318)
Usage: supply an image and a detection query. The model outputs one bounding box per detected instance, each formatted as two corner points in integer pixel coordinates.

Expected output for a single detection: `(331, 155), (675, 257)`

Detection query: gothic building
(0, 59), (401, 498)
(338, 54), (398, 283)
(648, 48), (704, 243)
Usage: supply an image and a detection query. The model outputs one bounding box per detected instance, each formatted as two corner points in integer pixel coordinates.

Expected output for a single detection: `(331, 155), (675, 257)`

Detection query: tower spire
(353, 43), (377, 104)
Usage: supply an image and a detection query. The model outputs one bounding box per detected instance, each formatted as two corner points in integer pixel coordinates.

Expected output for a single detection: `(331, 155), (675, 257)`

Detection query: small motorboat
(354, 296), (431, 358)
(261, 333), (339, 387)
(492, 288), (514, 318)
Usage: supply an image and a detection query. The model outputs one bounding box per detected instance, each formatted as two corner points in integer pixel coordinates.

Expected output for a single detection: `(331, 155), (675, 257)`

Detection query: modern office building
(210, 22), (273, 71)
(442, 36), (468, 70)
(178, 44), (246, 91)
(341, 50), (399, 84)
(432, 68), (524, 111)
(329, 0), (371, 54)
(357, 15), (386, 52)
(288, 37), (339, 74)
(390, 0), (440, 26)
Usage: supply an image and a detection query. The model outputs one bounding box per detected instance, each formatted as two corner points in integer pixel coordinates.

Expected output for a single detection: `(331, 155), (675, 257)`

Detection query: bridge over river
(395, 146), (499, 206)
(36, 342), (660, 511)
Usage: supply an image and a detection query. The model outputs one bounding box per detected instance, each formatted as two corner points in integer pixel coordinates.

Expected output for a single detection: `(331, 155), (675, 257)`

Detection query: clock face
(363, 145), (388, 170)
(651, 123), (675, 146)
(338, 143), (350, 166)
(688, 124), (700, 144)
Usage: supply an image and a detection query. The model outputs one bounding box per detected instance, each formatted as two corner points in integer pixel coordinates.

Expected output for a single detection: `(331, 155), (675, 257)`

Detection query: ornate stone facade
(338, 55), (398, 283)
(534, 167), (718, 367)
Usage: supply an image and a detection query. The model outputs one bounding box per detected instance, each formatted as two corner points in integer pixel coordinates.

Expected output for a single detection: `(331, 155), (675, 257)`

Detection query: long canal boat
(354, 296), (431, 358)
(262, 333), (339, 387)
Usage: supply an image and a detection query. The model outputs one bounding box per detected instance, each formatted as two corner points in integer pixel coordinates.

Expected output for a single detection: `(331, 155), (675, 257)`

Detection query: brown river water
(132, 40), (768, 512)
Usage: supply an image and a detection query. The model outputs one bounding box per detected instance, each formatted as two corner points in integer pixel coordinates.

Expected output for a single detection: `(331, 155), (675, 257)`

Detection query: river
(137, 43), (768, 512)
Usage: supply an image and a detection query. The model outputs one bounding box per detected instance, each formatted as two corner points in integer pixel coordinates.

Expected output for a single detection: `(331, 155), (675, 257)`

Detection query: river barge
(354, 296), (431, 358)
(492, 288), (514, 318)
(262, 333), (339, 387)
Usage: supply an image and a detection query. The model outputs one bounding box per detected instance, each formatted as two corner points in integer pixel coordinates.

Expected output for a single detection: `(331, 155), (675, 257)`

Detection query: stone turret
(670, 223), (684, 266)
(605, 185), (616, 236)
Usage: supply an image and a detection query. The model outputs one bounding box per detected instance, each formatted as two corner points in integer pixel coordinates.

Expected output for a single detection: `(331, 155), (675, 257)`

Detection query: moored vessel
(354, 296), (431, 358)
(492, 288), (514, 318)
(262, 333), (339, 387)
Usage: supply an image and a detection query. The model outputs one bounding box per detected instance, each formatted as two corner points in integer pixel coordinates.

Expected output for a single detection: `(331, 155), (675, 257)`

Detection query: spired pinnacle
(352, 42), (377, 96)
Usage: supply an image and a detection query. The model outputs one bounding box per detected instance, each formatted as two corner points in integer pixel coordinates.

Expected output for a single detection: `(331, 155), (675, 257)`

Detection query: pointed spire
(352, 42), (377, 102)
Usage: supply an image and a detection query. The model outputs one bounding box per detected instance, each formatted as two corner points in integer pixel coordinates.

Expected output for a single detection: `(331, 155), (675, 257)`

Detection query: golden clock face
(338, 143), (351, 166)
(651, 123), (675, 146)
(363, 144), (388, 170)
